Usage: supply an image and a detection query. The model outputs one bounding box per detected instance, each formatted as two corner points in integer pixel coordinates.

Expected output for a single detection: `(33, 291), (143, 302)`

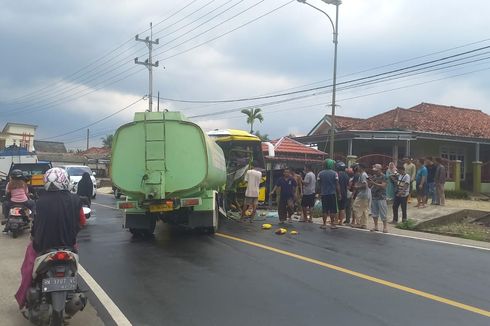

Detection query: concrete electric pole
(135, 22), (159, 112)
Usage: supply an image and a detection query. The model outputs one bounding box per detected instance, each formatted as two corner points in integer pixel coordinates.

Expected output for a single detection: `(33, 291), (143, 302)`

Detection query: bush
(396, 219), (418, 230)
(445, 190), (470, 199)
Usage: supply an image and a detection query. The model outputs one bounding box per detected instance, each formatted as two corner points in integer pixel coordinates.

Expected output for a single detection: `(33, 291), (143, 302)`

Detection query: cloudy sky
(1, 0), (489, 149)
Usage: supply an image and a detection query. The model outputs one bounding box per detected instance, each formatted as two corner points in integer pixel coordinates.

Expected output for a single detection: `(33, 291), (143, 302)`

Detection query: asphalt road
(79, 194), (490, 326)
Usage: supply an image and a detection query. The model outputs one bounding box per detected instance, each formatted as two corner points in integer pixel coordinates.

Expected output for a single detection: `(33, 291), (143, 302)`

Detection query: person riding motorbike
(15, 167), (86, 309)
(76, 171), (93, 207)
(2, 169), (36, 229)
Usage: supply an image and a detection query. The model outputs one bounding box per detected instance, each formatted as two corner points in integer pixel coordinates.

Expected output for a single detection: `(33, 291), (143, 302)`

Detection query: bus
(207, 129), (266, 210)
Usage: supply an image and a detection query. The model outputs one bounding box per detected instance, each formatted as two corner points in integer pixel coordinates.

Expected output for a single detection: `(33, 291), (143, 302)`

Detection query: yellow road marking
(216, 232), (490, 318)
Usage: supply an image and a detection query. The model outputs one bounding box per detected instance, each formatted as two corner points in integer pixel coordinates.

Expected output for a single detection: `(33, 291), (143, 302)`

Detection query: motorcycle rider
(15, 167), (86, 309)
(76, 171), (93, 206)
(2, 169), (36, 229)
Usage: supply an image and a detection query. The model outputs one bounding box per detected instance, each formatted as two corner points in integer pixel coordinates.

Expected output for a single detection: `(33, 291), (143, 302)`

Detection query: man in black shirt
(424, 157), (437, 205)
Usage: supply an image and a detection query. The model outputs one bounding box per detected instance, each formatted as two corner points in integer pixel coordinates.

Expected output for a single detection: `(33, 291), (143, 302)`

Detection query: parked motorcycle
(3, 204), (31, 238)
(26, 248), (87, 326)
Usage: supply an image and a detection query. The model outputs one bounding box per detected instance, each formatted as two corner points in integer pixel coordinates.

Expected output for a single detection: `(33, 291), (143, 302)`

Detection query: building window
(440, 146), (465, 179)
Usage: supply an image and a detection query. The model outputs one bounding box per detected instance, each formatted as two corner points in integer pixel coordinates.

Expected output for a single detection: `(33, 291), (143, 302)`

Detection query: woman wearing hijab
(385, 162), (397, 201)
(76, 172), (93, 205)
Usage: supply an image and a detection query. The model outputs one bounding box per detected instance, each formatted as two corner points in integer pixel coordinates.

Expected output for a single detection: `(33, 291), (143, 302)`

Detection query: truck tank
(112, 111), (226, 201)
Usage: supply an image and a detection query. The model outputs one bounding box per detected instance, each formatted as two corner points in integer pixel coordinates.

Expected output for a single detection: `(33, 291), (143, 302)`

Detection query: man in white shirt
(300, 166), (316, 223)
(242, 167), (262, 222)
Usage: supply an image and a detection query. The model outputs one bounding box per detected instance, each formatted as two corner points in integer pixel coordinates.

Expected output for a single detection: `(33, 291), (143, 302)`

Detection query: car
(60, 165), (97, 198)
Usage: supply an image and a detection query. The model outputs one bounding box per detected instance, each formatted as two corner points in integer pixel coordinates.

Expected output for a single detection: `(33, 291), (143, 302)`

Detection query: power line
(157, 44), (490, 104)
(1, 0), (258, 112)
(38, 96), (145, 141)
(2, 0), (203, 105)
(155, 0), (295, 61)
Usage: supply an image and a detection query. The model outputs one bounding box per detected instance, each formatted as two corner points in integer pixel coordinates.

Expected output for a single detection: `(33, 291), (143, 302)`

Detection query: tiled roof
(34, 140), (67, 153)
(350, 102), (490, 138)
(309, 115), (364, 135)
(262, 137), (327, 156)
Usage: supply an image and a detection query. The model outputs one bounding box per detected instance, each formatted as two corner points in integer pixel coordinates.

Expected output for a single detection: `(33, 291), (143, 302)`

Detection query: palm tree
(101, 134), (114, 148)
(241, 108), (264, 133)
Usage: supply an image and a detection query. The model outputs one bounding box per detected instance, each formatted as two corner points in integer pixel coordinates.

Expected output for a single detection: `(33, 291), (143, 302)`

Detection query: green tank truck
(111, 111), (227, 235)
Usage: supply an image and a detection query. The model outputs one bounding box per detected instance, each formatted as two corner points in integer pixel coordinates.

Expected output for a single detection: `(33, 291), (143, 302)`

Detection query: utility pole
(86, 129), (89, 150)
(135, 22), (159, 112)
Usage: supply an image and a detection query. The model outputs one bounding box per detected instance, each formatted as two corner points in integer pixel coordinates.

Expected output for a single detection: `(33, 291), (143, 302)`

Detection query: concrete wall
(482, 183), (490, 193)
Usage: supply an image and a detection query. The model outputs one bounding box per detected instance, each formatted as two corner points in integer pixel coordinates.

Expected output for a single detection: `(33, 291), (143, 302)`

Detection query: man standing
(368, 164), (388, 233)
(270, 169), (297, 224)
(403, 157), (416, 203)
(352, 163), (369, 229)
(393, 165), (410, 223)
(301, 166), (316, 223)
(434, 158), (446, 206)
(425, 157), (437, 205)
(335, 161), (349, 225)
(242, 166), (262, 222)
(293, 169), (304, 216)
(318, 159), (341, 229)
(415, 159), (428, 208)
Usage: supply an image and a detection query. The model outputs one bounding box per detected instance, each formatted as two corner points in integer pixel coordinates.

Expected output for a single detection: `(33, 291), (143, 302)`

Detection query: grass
(396, 219), (418, 230)
(445, 190), (470, 199)
(422, 222), (490, 242)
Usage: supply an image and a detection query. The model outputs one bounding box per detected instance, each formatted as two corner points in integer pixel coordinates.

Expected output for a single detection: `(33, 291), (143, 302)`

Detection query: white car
(61, 165), (97, 198)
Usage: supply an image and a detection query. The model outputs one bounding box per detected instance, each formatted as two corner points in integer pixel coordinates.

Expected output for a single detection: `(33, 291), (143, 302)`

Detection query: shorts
(321, 194), (338, 214)
(278, 198), (294, 221)
(416, 183), (427, 197)
(337, 198), (346, 211)
(301, 194), (315, 208)
(244, 197), (258, 206)
(371, 199), (388, 221)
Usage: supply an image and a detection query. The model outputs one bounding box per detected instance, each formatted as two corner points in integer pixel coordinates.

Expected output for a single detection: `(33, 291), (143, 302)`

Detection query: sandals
(370, 228), (379, 232)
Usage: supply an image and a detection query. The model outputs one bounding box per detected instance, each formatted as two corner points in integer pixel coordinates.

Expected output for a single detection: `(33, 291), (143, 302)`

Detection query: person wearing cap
(392, 165), (411, 223)
(352, 163), (369, 229)
(368, 164), (388, 233)
(317, 159), (341, 229)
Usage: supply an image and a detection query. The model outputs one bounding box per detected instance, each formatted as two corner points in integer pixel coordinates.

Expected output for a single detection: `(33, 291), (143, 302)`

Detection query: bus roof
(207, 129), (261, 142)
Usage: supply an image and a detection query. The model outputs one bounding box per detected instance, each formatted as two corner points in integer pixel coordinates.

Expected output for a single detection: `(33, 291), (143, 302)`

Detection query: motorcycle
(79, 196), (92, 220)
(3, 203), (31, 238)
(26, 248), (87, 326)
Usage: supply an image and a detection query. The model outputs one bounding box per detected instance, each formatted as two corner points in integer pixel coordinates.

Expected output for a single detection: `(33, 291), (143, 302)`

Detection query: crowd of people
(242, 157), (448, 233)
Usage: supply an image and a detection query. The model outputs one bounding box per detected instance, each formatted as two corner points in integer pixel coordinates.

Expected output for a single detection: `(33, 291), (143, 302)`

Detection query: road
(79, 194), (490, 326)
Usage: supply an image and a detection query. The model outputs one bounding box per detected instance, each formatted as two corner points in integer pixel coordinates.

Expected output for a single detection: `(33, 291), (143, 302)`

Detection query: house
(295, 102), (490, 193)
(0, 123), (37, 151)
(34, 140), (87, 166)
(79, 147), (111, 177)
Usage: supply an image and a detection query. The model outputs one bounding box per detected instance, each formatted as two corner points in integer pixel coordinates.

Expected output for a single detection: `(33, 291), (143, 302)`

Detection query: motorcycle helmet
(335, 161), (346, 171)
(10, 169), (25, 180)
(44, 167), (70, 191)
(325, 159), (336, 170)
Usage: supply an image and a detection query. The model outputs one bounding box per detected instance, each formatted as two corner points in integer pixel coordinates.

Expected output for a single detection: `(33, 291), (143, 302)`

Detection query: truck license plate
(42, 277), (77, 293)
(149, 203), (173, 212)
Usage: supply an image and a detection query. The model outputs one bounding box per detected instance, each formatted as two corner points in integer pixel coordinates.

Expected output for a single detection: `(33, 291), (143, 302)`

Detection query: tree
(253, 130), (270, 142)
(241, 108), (264, 133)
(101, 134), (114, 148)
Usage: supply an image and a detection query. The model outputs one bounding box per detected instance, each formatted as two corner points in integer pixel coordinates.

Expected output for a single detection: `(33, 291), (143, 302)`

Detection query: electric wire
(3, 0), (202, 104)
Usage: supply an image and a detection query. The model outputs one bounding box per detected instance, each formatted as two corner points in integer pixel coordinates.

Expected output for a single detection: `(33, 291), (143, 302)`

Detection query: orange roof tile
(350, 102), (490, 138)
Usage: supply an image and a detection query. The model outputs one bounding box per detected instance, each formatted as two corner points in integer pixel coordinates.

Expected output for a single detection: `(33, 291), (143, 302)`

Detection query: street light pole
(297, 0), (340, 158)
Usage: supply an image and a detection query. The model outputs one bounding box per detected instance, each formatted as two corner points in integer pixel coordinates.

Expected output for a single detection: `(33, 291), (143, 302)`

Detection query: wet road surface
(78, 194), (490, 326)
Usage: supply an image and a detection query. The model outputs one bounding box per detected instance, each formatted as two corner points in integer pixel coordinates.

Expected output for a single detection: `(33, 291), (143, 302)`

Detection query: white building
(0, 123), (37, 151)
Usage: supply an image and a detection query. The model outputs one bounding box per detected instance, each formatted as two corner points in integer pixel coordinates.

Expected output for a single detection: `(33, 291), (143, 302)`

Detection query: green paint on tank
(111, 111), (226, 201)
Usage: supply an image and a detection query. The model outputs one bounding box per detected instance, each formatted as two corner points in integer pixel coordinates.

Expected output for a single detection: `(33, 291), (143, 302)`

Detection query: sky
(1, 0), (490, 149)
